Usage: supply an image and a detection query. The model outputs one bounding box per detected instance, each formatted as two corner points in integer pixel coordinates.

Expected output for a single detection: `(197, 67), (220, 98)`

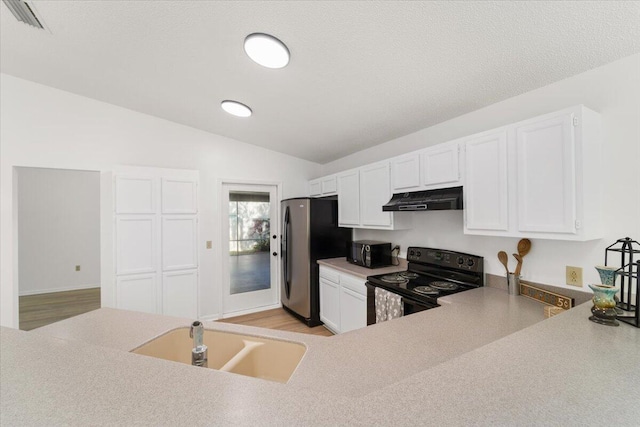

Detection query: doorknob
(272, 235), (276, 239)
(272, 252), (278, 256)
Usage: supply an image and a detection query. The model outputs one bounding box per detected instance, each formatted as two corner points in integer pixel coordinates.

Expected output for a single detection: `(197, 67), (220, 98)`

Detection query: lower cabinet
(319, 266), (367, 334)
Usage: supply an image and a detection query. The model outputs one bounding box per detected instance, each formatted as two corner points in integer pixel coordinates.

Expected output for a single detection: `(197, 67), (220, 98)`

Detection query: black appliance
(281, 197), (352, 327)
(365, 247), (484, 324)
(347, 240), (392, 269)
(382, 186), (463, 211)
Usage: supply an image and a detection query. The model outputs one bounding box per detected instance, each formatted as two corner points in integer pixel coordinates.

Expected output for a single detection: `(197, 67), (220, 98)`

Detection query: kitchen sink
(131, 327), (307, 383)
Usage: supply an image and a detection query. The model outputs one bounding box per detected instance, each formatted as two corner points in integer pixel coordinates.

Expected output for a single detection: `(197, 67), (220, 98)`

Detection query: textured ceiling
(1, 1), (639, 163)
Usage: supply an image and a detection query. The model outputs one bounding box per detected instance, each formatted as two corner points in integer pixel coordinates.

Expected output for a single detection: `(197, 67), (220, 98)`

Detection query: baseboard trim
(221, 303), (282, 319)
(19, 284), (100, 297)
(199, 313), (221, 322)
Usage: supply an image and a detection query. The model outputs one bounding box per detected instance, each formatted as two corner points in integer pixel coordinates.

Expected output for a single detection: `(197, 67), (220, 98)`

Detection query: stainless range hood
(382, 186), (463, 211)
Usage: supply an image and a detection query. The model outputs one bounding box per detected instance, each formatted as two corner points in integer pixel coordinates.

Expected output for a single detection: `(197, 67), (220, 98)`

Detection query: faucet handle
(189, 320), (202, 339)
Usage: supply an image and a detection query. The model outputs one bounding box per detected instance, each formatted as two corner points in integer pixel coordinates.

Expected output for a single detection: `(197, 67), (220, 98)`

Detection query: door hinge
(575, 220), (582, 229)
(572, 117), (579, 127)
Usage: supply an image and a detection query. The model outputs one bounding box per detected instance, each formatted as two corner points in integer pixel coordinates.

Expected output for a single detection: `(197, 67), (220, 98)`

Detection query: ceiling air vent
(2, 0), (44, 29)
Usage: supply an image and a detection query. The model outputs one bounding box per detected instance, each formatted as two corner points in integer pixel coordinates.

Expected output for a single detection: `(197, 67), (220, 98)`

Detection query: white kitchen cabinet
(359, 162), (392, 227)
(515, 113), (576, 234)
(337, 169), (360, 226)
(308, 175), (338, 197)
(337, 164), (410, 230)
(463, 105), (602, 241)
(319, 266), (367, 334)
(421, 141), (461, 188)
(319, 276), (340, 334)
(463, 129), (510, 233)
(391, 153), (421, 191)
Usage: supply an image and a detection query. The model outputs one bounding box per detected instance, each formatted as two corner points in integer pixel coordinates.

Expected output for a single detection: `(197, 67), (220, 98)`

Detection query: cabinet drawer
(319, 266), (340, 283)
(340, 273), (367, 296)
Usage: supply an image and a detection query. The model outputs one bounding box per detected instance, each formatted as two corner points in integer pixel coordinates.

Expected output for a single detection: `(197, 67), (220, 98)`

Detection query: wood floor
(217, 308), (334, 337)
(19, 288), (101, 331)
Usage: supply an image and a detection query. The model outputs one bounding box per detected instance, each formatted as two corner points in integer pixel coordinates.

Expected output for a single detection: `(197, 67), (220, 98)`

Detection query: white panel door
(116, 216), (156, 275)
(464, 130), (509, 231)
(163, 270), (198, 318)
(391, 153), (421, 191)
(339, 287), (367, 333)
(337, 170), (360, 226)
(360, 162), (392, 227)
(115, 176), (155, 214)
(162, 178), (197, 214)
(319, 278), (340, 333)
(422, 143), (460, 187)
(116, 274), (157, 314)
(516, 113), (576, 234)
(162, 216), (198, 271)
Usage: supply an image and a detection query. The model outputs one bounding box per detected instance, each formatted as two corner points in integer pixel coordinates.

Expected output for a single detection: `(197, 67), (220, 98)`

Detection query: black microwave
(346, 240), (392, 268)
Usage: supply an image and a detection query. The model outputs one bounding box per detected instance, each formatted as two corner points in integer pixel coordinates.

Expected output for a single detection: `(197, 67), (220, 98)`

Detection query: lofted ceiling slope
(1, 1), (639, 163)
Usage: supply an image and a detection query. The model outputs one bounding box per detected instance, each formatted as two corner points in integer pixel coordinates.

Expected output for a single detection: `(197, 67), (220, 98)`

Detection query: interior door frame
(219, 179), (282, 317)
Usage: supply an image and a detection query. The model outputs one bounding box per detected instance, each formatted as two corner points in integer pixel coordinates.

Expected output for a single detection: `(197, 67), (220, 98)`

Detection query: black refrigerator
(280, 197), (352, 326)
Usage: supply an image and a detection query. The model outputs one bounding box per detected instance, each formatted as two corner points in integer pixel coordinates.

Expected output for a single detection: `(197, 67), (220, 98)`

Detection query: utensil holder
(508, 273), (521, 296)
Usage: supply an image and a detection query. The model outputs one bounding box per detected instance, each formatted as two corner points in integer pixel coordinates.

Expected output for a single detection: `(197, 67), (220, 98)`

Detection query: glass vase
(588, 284), (619, 326)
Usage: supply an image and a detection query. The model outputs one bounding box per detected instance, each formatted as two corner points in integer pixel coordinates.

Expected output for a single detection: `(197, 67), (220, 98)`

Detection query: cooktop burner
(413, 285), (439, 295)
(429, 281), (459, 291)
(381, 274), (409, 284)
(399, 271), (419, 279)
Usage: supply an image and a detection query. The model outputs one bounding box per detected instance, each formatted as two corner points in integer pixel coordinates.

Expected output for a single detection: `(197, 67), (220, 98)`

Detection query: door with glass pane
(222, 183), (278, 315)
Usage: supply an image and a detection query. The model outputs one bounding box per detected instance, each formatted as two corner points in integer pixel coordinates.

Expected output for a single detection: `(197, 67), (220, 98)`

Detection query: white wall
(17, 167), (100, 295)
(324, 54), (640, 291)
(0, 74), (321, 327)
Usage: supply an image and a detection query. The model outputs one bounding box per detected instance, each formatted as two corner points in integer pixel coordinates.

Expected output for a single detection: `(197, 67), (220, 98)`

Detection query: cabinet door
(321, 176), (338, 195)
(464, 130), (509, 231)
(421, 143), (460, 187)
(309, 180), (322, 197)
(115, 176), (155, 214)
(359, 162), (392, 227)
(116, 274), (157, 314)
(162, 178), (197, 214)
(337, 170), (360, 226)
(162, 216), (198, 271)
(340, 287), (367, 333)
(516, 113), (576, 234)
(319, 278), (340, 333)
(391, 153), (421, 191)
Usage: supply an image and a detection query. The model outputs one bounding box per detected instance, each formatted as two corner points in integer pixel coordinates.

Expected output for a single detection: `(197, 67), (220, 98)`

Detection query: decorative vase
(588, 284), (619, 326)
(595, 265), (618, 286)
(594, 265), (623, 315)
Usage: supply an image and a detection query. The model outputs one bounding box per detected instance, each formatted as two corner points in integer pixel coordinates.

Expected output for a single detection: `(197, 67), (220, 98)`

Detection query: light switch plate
(206, 241), (212, 249)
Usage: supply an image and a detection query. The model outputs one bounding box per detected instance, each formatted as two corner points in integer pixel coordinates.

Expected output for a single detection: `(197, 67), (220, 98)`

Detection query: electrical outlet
(206, 241), (212, 249)
(75, 265), (81, 272)
(566, 266), (583, 287)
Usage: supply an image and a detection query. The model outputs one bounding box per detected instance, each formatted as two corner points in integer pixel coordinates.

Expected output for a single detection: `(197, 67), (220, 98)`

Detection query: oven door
(365, 283), (438, 325)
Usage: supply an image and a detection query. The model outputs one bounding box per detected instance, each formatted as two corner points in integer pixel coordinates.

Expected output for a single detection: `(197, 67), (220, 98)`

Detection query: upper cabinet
(463, 105), (602, 241)
(390, 153), (421, 191)
(309, 175), (338, 197)
(337, 162), (410, 230)
(421, 142), (460, 188)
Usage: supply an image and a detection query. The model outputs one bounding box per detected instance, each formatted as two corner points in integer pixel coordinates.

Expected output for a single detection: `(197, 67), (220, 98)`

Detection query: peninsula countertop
(2, 288), (639, 425)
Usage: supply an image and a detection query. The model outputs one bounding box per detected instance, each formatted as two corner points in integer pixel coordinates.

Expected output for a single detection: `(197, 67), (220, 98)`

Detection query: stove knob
(457, 257), (464, 265)
(409, 250), (415, 257)
(416, 251), (422, 257)
(467, 259), (475, 267)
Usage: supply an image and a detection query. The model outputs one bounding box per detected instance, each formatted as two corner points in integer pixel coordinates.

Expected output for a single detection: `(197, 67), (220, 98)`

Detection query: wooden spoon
(517, 239), (532, 258)
(513, 253), (523, 276)
(498, 251), (510, 276)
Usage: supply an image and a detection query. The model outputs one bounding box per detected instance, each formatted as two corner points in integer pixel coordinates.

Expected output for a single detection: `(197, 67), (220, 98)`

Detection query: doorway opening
(16, 167), (101, 330)
(222, 183), (279, 316)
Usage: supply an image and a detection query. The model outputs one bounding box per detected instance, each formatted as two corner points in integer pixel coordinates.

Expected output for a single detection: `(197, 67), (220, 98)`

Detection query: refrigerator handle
(283, 206), (291, 299)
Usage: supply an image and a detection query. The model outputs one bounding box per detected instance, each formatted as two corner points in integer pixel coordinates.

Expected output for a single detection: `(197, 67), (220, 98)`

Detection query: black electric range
(366, 247), (484, 311)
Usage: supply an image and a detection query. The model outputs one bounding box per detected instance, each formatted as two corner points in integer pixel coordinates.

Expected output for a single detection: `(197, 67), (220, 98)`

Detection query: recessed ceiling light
(244, 33), (290, 69)
(221, 100), (252, 117)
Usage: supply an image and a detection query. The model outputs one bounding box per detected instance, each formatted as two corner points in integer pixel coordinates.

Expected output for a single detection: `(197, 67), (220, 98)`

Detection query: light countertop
(2, 286), (639, 425)
(317, 257), (407, 278)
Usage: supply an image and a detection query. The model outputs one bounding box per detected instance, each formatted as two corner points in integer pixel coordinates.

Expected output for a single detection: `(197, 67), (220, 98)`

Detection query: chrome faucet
(189, 321), (208, 367)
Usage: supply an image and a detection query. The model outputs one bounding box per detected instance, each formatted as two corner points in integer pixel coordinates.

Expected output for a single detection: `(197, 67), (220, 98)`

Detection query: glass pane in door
(228, 191), (271, 295)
